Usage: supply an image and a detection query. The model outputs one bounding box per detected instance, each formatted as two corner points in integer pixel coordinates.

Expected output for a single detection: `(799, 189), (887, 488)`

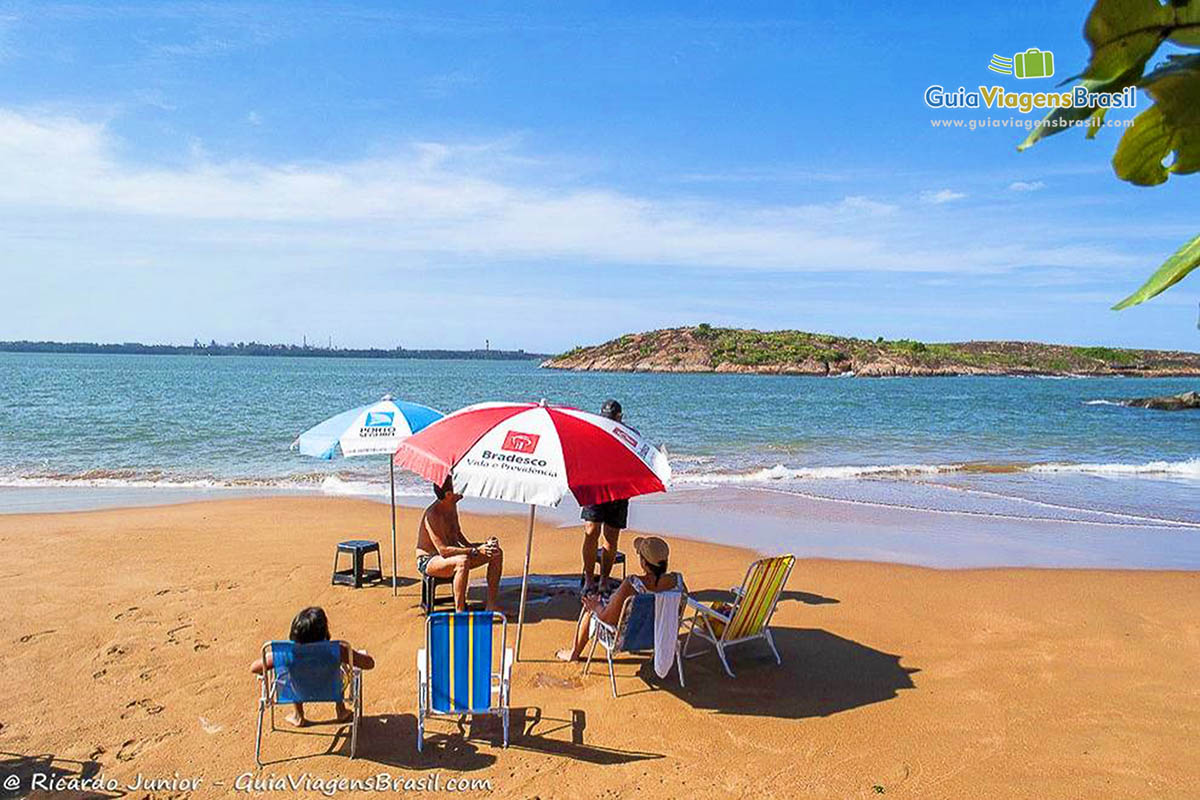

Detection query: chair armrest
(686, 598), (732, 624)
(730, 586), (745, 598)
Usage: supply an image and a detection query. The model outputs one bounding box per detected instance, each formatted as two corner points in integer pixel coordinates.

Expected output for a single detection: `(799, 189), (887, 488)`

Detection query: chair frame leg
(715, 641), (736, 678)
(254, 697), (266, 768)
(763, 629), (782, 665)
(606, 647), (617, 697)
(583, 636), (599, 676)
(350, 673), (362, 759)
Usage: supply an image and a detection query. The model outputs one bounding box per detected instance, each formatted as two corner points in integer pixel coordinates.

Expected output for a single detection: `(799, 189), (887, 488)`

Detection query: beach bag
(706, 601), (735, 637)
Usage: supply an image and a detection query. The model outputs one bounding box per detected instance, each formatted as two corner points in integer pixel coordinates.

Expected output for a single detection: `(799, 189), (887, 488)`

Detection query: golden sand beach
(2, 496), (1198, 799)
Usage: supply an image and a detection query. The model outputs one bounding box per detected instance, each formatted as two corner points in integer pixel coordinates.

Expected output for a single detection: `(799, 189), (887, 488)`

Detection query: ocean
(2, 352), (1197, 568)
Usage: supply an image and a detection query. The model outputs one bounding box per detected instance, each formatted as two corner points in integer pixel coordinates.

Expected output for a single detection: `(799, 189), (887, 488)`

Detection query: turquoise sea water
(1, 352), (1197, 566)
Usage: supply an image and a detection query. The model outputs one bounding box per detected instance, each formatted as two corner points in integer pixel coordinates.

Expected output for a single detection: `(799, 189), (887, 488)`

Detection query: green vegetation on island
(544, 325), (1200, 377)
(0, 340), (545, 361)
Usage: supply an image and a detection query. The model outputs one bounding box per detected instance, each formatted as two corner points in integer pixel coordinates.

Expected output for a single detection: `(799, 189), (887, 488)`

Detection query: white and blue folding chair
(585, 590), (686, 697)
(254, 640), (362, 767)
(417, 611), (513, 752)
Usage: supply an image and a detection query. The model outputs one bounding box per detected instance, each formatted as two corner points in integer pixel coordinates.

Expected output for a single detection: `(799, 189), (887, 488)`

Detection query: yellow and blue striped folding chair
(682, 555), (795, 677)
(254, 640), (362, 767)
(417, 611), (513, 752)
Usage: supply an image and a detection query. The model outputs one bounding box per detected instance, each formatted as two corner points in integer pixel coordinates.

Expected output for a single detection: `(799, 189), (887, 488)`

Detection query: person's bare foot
(556, 648), (580, 662)
(284, 711), (308, 727)
(334, 705), (354, 724)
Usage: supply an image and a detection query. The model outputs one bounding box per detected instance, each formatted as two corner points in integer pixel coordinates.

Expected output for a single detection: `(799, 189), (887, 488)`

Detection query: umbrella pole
(389, 457), (398, 597)
(515, 504), (536, 661)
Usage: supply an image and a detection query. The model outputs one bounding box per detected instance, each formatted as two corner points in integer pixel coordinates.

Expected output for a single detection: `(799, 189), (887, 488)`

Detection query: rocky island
(1124, 391), (1200, 410)
(542, 325), (1200, 377)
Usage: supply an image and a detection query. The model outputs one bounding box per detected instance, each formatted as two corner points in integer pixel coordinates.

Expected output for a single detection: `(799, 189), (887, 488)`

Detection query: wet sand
(2, 496), (1198, 798)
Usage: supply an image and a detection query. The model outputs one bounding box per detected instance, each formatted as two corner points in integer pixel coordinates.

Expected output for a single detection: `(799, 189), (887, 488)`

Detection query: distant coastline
(0, 340), (547, 361)
(543, 325), (1200, 377)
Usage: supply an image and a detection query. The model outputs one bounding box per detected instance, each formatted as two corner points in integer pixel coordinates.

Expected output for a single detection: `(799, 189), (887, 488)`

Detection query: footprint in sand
(121, 699), (165, 719)
(116, 732), (175, 762)
(89, 745), (105, 760)
(166, 623), (193, 645)
(114, 606), (140, 621)
(18, 629), (56, 643)
(92, 668), (107, 680)
(198, 717), (222, 734)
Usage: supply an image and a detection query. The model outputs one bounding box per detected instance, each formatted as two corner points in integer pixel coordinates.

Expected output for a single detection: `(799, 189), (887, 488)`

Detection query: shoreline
(3, 495), (1198, 798)
(4, 485), (1199, 572)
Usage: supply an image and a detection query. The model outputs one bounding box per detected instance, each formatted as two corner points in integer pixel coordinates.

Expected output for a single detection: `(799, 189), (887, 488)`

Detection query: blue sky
(1, 1), (1197, 352)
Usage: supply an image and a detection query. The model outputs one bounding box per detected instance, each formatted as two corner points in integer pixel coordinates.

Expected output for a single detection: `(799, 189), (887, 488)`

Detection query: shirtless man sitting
(416, 475), (504, 611)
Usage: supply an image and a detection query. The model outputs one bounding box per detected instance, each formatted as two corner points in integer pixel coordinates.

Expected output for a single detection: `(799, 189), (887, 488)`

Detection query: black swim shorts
(580, 498), (629, 529)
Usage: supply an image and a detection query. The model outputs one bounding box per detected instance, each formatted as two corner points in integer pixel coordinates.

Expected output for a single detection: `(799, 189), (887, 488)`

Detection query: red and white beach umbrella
(394, 400), (671, 656)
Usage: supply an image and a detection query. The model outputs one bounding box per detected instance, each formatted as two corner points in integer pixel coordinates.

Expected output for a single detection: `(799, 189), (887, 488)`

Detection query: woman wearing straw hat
(557, 536), (685, 662)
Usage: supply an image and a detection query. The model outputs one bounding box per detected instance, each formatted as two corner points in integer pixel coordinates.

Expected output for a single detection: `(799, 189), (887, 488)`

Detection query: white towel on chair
(653, 591), (682, 678)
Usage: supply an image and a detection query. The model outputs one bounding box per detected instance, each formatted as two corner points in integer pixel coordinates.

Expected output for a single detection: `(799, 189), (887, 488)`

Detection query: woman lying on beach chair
(557, 536), (686, 666)
(250, 607), (375, 727)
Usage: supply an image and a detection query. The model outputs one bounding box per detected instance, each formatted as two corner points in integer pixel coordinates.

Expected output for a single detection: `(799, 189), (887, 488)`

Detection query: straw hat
(633, 535), (669, 566)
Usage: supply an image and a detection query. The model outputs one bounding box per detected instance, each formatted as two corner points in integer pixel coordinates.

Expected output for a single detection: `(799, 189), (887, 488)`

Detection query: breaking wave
(674, 458), (1200, 485)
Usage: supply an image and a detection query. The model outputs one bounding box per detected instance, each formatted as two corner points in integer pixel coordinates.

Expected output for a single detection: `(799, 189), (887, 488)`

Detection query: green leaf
(1166, 1), (1200, 46)
(1113, 104), (1172, 184)
(1018, 0), (1200, 152)
(1085, 107), (1109, 139)
(1017, 106), (1104, 151)
(1113, 232), (1200, 309)
(1112, 53), (1200, 184)
(1078, 0), (1173, 89)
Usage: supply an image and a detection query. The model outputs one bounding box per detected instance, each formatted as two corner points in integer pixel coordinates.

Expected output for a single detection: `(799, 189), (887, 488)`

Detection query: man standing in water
(580, 399), (629, 595)
(416, 475), (504, 611)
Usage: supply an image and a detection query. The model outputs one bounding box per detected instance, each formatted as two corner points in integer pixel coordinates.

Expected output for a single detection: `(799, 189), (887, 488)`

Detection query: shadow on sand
(0, 751), (122, 799)
(259, 708), (661, 772)
(617, 627), (918, 718)
(688, 588), (840, 606)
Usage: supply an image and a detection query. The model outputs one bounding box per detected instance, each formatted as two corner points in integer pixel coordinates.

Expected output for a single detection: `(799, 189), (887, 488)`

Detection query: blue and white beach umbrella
(294, 394), (443, 595)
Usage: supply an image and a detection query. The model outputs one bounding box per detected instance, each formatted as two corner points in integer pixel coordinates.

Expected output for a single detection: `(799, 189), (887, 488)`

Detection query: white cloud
(1008, 180), (1046, 192)
(0, 109), (1141, 277)
(246, 110), (263, 126)
(919, 188), (966, 204)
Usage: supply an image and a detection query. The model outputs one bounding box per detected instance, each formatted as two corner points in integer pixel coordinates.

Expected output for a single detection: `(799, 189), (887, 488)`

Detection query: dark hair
(601, 399), (622, 420)
(433, 474), (453, 500)
(290, 607), (331, 644)
(642, 555), (668, 581)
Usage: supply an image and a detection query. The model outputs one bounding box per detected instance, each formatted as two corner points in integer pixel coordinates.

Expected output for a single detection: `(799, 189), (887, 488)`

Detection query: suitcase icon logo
(988, 48), (1054, 79)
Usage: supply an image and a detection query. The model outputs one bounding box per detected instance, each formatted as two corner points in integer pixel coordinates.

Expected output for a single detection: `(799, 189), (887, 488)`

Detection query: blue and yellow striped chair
(417, 611), (513, 752)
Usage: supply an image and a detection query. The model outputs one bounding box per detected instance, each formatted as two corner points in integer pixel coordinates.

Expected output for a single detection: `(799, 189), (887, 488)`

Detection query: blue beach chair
(417, 611), (513, 752)
(254, 640), (362, 767)
(585, 590), (686, 697)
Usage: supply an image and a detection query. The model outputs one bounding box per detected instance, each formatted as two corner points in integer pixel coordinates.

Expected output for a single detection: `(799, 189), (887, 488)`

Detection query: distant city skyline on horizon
(1, 2), (1197, 352)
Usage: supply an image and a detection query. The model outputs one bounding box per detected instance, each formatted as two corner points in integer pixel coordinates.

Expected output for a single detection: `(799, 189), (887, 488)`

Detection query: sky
(1, 1), (1197, 352)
